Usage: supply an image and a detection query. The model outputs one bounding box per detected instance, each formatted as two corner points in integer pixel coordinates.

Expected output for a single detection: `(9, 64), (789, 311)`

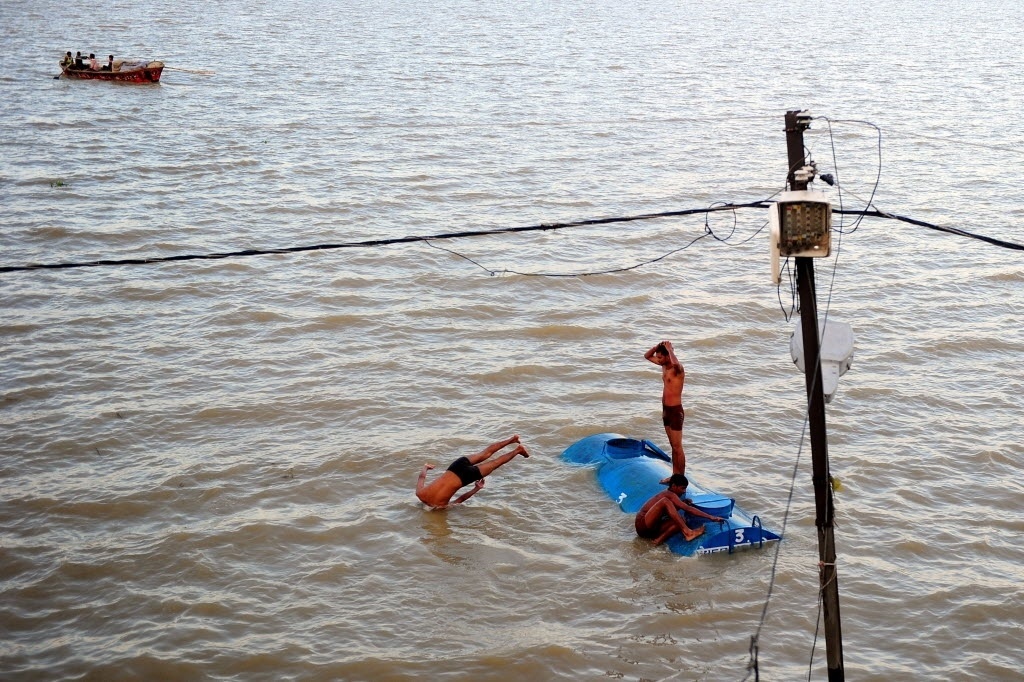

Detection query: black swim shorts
(636, 512), (680, 539)
(447, 456), (482, 486)
(662, 404), (684, 431)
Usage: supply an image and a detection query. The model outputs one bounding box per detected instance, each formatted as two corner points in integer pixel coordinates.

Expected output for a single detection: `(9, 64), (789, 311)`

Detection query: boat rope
(164, 66), (215, 75)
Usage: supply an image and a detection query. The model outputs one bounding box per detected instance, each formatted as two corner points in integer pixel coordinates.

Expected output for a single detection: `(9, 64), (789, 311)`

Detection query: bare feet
(512, 445), (530, 458)
(681, 525), (705, 542)
(656, 524), (705, 544)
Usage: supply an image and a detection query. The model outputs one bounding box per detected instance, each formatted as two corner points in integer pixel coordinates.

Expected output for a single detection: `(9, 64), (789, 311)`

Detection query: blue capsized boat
(562, 433), (781, 556)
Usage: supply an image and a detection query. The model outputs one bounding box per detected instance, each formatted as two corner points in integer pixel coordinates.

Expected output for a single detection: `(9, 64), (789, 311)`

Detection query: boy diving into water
(416, 434), (530, 509)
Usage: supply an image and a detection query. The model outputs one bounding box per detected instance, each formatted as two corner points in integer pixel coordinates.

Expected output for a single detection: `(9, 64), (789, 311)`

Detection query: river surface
(2, 1), (1023, 680)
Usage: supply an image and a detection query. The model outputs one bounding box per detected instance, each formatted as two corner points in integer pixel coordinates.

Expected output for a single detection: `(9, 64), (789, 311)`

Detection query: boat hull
(562, 433), (781, 556)
(60, 62), (163, 83)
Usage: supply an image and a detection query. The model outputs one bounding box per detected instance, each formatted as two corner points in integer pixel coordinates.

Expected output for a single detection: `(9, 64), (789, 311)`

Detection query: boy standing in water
(416, 435), (529, 509)
(645, 339), (685, 476)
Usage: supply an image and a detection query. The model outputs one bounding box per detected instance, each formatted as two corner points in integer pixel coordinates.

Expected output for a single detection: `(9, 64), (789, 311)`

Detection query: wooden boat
(562, 433), (781, 556)
(59, 60), (164, 83)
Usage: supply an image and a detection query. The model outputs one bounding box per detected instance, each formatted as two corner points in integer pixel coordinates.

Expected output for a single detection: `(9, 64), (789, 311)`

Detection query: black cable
(2, 201), (1020, 276)
(505, 229), (711, 276)
(822, 119), (848, 235)
(816, 117), (883, 236)
(422, 240), (495, 274)
(741, 414), (811, 682)
(840, 209), (1024, 250)
(809, 586), (824, 681)
(775, 258), (795, 323)
(703, 202), (741, 243)
(0, 202), (769, 275)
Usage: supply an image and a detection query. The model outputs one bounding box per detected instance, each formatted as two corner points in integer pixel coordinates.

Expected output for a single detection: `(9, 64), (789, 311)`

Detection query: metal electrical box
(770, 190), (832, 283)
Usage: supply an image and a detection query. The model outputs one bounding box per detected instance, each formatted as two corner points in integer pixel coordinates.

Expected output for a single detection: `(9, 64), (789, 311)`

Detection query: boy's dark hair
(655, 343), (668, 356)
(664, 473), (688, 488)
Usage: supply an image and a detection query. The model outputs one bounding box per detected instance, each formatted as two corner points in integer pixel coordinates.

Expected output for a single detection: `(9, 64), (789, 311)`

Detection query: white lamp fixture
(790, 320), (854, 404)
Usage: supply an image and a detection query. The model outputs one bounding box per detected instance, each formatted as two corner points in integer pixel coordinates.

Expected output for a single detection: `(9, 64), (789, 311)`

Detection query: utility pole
(784, 109), (845, 681)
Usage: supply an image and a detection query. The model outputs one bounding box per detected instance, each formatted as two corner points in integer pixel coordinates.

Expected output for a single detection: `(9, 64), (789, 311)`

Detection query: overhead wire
(4, 112), (1022, 278)
(841, 208), (1024, 250)
(426, 229), (713, 278)
(816, 116), (884, 236)
(2, 197), (1020, 276)
(424, 200), (777, 278)
(0, 202), (770, 275)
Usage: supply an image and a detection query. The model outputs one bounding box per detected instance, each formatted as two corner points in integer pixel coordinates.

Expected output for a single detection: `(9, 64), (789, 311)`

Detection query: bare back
(416, 471), (463, 508)
(635, 489), (681, 535)
(636, 489), (673, 521)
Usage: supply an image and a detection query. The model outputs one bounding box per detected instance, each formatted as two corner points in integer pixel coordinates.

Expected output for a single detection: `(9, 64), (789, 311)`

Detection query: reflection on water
(417, 506), (471, 566)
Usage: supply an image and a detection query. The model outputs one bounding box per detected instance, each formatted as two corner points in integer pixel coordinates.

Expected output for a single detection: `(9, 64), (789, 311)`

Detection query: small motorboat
(59, 59), (164, 83)
(562, 433), (781, 556)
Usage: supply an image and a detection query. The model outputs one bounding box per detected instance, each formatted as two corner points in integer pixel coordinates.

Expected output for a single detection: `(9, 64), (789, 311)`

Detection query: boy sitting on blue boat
(635, 474), (725, 544)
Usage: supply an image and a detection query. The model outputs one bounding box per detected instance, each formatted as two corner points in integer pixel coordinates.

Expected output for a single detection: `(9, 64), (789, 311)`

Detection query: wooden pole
(784, 110), (845, 681)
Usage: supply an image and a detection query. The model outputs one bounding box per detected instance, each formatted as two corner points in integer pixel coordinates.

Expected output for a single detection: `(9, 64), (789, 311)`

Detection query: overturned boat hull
(562, 433), (781, 556)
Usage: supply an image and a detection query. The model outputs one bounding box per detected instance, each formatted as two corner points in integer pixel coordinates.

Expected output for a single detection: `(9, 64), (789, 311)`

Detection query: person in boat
(415, 434), (529, 509)
(73, 51), (85, 69)
(102, 55), (114, 71)
(635, 474), (725, 545)
(645, 339), (686, 477)
(60, 51), (73, 69)
(88, 53), (100, 70)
